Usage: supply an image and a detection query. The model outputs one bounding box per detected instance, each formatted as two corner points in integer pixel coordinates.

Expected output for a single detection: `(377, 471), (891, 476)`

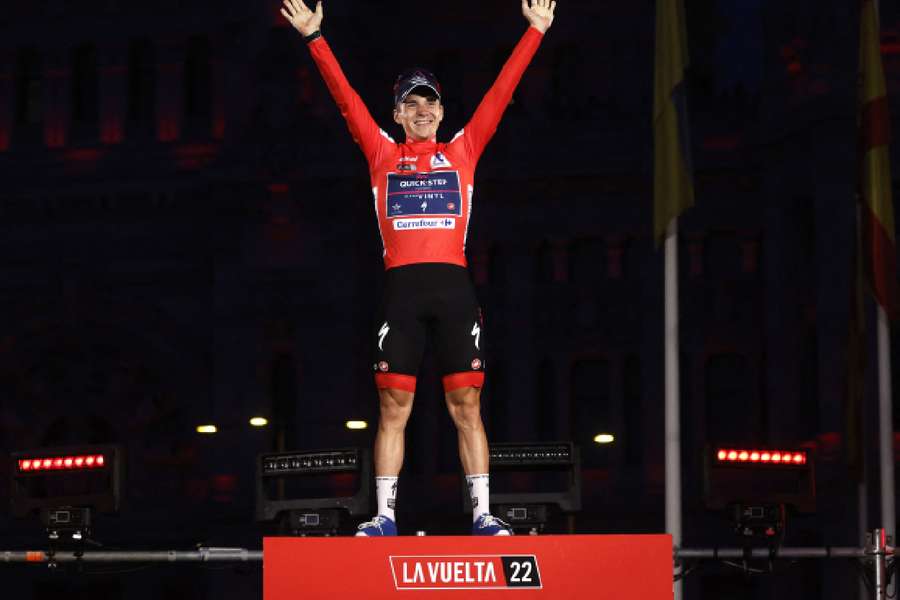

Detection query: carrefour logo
(393, 218), (455, 230)
(389, 555), (541, 590)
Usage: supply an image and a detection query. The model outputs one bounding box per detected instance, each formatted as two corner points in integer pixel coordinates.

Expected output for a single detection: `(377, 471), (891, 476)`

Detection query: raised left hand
(522, 0), (556, 33)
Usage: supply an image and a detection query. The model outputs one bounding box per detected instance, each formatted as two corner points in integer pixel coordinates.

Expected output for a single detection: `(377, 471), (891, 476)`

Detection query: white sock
(376, 476), (398, 522)
(466, 474), (490, 522)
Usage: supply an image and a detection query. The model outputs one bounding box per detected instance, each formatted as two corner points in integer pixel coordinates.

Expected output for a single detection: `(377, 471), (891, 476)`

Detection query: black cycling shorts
(372, 263), (485, 393)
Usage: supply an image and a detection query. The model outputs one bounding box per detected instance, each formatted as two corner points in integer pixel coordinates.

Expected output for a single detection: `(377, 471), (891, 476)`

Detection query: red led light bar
(715, 448), (807, 465)
(18, 454), (107, 473)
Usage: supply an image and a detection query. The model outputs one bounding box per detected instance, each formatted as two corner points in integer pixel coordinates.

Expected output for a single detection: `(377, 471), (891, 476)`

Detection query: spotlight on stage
(703, 445), (815, 546)
(11, 445), (123, 546)
(463, 442), (581, 534)
(255, 447), (372, 536)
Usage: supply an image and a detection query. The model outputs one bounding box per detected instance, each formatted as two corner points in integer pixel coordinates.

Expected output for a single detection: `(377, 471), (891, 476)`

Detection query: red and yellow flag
(859, 0), (898, 317)
(653, 0), (694, 245)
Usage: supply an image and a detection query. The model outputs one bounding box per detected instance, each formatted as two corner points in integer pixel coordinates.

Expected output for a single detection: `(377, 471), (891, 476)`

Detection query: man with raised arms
(281, 0), (557, 536)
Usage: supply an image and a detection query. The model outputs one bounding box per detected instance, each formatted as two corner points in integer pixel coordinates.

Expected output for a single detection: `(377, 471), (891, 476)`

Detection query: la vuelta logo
(389, 555), (542, 590)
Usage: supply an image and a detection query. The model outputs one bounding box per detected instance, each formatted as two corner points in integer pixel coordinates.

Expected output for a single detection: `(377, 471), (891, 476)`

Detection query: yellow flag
(653, 0), (694, 246)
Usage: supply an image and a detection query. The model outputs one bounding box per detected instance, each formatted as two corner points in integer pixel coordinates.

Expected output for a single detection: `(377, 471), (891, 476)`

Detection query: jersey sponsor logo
(389, 555), (541, 590)
(430, 151), (452, 169)
(471, 358), (482, 370)
(396, 163), (416, 171)
(393, 218), (455, 230)
(399, 156), (417, 162)
(386, 171), (462, 218)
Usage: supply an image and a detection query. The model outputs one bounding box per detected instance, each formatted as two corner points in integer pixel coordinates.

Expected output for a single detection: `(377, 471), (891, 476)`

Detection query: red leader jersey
(307, 27), (543, 269)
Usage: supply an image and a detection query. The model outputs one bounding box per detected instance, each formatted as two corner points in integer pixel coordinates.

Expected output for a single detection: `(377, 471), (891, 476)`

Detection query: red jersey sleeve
(307, 37), (392, 166)
(458, 27), (544, 163)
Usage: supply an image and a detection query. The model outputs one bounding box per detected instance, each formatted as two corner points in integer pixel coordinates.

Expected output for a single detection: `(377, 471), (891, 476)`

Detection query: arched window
(485, 361), (507, 442)
(71, 43), (98, 126)
(568, 237), (605, 286)
(184, 35), (211, 130)
(622, 355), (643, 467)
(570, 359), (610, 466)
(127, 38), (157, 132)
(536, 359), (557, 441)
(705, 353), (756, 444)
(14, 48), (42, 139)
(270, 353), (296, 451)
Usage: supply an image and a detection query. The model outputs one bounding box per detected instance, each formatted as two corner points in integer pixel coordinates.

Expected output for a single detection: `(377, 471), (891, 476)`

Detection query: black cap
(393, 68), (442, 106)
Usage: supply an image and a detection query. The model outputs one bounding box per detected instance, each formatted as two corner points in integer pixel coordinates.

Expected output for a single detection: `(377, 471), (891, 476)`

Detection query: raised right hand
(281, 0), (323, 37)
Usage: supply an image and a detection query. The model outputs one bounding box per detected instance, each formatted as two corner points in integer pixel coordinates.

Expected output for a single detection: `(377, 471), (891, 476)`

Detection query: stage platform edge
(264, 533), (672, 598)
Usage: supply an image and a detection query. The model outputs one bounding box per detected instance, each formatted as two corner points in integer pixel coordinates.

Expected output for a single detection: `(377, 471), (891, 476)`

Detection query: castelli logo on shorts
(471, 358), (482, 370)
(379, 361), (390, 372)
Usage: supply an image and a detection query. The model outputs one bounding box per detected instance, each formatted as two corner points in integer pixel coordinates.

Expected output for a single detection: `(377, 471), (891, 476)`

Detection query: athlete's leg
(375, 387), (414, 476)
(444, 386), (488, 475)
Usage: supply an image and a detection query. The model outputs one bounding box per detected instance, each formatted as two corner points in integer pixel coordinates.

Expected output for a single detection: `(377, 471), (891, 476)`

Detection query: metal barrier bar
(2, 548), (262, 563)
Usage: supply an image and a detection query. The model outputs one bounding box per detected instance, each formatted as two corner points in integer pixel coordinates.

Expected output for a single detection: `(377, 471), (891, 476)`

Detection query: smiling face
(393, 92), (444, 142)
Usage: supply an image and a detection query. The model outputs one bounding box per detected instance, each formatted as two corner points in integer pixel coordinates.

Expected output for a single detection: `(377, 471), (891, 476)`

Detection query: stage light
(249, 417), (269, 427)
(704, 443), (816, 545)
(11, 445), (123, 545)
(488, 442), (575, 466)
(463, 442), (582, 533)
(714, 447), (807, 466)
(593, 433), (615, 444)
(345, 420), (368, 430)
(256, 447), (372, 536)
(196, 424), (217, 434)
(18, 454), (106, 473)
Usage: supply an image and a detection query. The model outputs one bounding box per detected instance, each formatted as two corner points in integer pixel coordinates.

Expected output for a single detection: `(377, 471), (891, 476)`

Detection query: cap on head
(393, 68), (442, 107)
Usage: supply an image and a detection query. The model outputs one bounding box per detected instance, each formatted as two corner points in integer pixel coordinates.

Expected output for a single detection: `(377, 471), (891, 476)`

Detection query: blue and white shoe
(472, 514), (513, 536)
(355, 515), (398, 537)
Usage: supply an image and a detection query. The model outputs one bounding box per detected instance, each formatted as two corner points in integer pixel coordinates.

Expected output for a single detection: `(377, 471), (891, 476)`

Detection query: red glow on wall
(64, 148), (103, 163)
(158, 118), (179, 142)
(101, 118), (123, 144)
(702, 136), (740, 151)
(173, 143), (217, 169)
(45, 126), (66, 148)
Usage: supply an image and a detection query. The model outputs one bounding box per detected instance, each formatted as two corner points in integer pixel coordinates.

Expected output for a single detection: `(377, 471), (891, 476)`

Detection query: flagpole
(873, 0), (896, 582)
(665, 217), (683, 599)
(877, 305), (895, 544)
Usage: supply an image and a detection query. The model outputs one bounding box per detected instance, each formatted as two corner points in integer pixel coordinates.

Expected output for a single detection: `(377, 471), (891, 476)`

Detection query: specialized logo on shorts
(471, 358), (482, 370)
(378, 361), (390, 372)
(386, 171), (462, 218)
(389, 555), (541, 590)
(430, 151), (452, 169)
(471, 322), (481, 350)
(378, 322), (390, 351)
(393, 218), (455, 230)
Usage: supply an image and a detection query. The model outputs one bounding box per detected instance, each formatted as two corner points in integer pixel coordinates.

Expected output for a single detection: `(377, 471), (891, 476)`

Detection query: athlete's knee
(445, 387), (483, 431)
(379, 388), (414, 429)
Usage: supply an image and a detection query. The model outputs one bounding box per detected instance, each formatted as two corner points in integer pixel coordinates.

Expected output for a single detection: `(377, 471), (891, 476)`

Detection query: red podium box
(264, 534), (672, 598)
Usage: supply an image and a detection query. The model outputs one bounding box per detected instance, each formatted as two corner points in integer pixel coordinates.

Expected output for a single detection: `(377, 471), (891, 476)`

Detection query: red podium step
(264, 534), (672, 598)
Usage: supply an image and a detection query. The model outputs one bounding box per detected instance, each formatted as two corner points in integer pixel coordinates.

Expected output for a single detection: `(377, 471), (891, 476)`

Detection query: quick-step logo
(389, 554), (541, 590)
